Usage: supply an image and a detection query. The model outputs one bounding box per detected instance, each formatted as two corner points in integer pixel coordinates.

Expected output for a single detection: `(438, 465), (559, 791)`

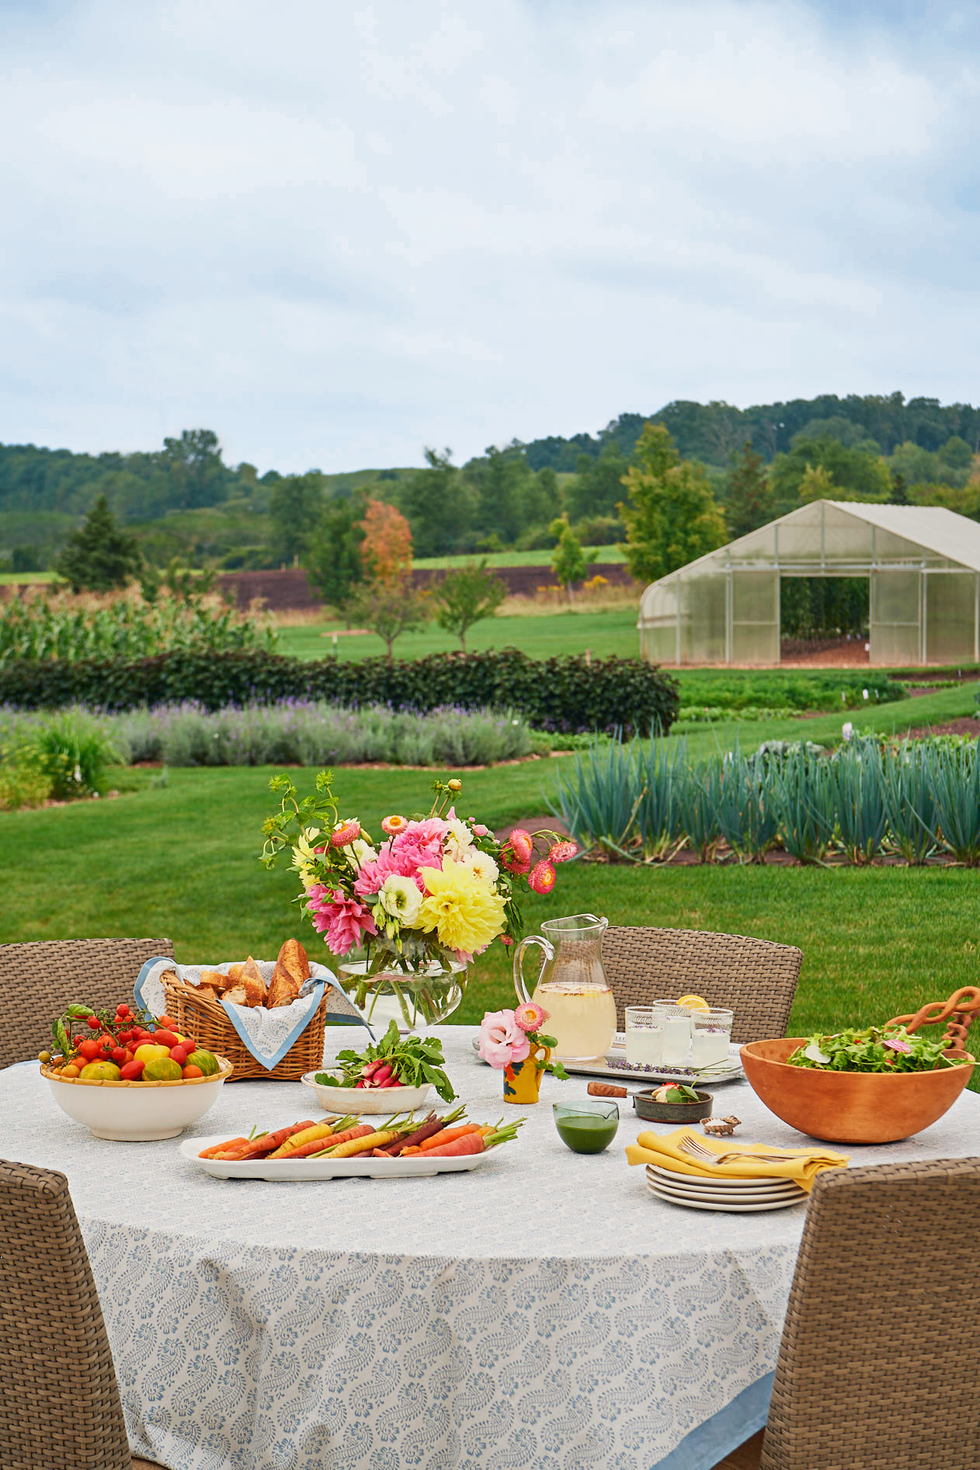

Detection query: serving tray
(181, 1135), (492, 1181)
(471, 1034), (744, 1086)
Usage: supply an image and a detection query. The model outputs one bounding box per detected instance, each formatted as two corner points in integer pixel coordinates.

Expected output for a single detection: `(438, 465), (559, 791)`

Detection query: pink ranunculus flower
(478, 1008), (531, 1069)
(471, 823), (489, 837)
(306, 885), (377, 956)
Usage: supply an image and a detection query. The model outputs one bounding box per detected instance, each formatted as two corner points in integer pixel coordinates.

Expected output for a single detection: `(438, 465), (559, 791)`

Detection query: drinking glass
(624, 1006), (664, 1067)
(691, 1008), (734, 1068)
(656, 1000), (693, 1065)
(552, 1100), (620, 1154)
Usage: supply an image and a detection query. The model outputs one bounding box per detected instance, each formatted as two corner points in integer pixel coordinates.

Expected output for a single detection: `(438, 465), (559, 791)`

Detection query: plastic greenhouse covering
(637, 499), (980, 666)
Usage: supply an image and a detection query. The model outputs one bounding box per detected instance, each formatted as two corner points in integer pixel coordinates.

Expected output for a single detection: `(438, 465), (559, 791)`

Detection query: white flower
(463, 848), (499, 886)
(347, 837), (379, 869)
(842, 722), (853, 741)
(377, 873), (422, 926)
(444, 818), (475, 860)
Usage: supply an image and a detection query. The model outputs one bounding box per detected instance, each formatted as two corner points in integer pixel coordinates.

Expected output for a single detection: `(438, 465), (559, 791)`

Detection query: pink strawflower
(499, 934), (514, 946)
(548, 839), (578, 864)
(478, 1008), (531, 1069)
(501, 854), (531, 876)
(381, 814), (407, 835)
(306, 885), (377, 956)
(514, 1001), (549, 1033)
(527, 860), (556, 895)
(507, 828), (534, 864)
(331, 820), (361, 848)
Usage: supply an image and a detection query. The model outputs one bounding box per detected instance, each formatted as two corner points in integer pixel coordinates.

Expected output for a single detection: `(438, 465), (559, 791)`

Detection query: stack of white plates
(646, 1164), (807, 1212)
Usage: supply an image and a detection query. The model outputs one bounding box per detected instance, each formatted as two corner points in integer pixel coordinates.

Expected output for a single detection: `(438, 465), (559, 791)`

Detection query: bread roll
(223, 985), (247, 1005)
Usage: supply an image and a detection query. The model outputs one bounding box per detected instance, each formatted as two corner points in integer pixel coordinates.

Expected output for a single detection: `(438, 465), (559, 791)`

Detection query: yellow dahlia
(417, 858), (507, 954)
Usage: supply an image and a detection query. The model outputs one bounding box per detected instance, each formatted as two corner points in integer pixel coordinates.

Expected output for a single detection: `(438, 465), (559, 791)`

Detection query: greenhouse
(637, 498), (980, 667)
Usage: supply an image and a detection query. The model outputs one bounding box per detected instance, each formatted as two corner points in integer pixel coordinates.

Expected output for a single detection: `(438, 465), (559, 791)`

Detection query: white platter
(180, 1134), (491, 1181)
(301, 1071), (433, 1115)
(470, 1036), (744, 1086)
(646, 1180), (806, 1212)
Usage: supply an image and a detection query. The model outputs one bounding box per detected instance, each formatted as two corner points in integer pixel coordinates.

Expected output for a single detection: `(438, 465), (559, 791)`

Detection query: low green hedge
(0, 647), (680, 737)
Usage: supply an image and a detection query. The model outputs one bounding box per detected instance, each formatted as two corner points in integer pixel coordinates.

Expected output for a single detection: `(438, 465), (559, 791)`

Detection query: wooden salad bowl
(740, 1037), (974, 1144)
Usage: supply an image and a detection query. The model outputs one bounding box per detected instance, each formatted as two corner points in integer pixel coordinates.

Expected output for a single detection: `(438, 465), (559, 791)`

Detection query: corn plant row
(549, 736), (980, 866)
(0, 594), (276, 664)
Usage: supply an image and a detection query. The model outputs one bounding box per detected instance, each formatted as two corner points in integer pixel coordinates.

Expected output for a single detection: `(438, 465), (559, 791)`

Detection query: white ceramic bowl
(41, 1058), (234, 1140)
(301, 1071), (433, 1115)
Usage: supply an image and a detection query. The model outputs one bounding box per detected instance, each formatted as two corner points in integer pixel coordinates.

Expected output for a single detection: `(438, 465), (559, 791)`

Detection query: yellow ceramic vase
(503, 1042), (550, 1104)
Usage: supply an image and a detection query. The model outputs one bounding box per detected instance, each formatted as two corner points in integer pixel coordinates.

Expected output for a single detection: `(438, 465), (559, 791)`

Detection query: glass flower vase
(337, 959), (467, 1033)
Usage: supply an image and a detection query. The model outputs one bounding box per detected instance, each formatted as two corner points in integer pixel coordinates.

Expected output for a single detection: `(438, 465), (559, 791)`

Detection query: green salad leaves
(787, 1025), (959, 1074)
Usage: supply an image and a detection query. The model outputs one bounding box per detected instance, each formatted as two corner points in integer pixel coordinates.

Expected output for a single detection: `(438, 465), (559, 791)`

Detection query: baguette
(276, 938), (310, 986)
(267, 962), (300, 1009)
(240, 955), (268, 1007)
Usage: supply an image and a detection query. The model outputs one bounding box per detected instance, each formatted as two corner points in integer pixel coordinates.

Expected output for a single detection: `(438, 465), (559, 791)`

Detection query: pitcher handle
(513, 934), (555, 1007)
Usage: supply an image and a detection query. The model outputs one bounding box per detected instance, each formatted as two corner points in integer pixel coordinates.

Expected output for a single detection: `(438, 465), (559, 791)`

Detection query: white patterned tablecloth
(4, 1028), (979, 1470)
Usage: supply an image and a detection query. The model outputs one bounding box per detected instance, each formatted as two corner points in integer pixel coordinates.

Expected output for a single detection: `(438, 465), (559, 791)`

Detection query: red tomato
(119, 1060), (145, 1081)
(181, 1064), (204, 1079)
(116, 1004), (130, 1018)
(111, 1046), (127, 1065)
(96, 1036), (115, 1057)
(170, 1046), (189, 1065)
(87, 1016), (102, 1030)
(156, 1015), (175, 1029)
(152, 1031), (180, 1049)
(77, 1039), (102, 1062)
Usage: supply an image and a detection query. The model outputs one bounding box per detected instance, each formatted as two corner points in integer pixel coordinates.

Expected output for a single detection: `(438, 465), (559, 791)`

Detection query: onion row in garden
(550, 736), (980, 867)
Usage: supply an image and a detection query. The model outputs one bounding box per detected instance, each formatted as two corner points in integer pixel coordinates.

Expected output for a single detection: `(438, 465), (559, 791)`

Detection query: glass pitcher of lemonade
(513, 914), (616, 1062)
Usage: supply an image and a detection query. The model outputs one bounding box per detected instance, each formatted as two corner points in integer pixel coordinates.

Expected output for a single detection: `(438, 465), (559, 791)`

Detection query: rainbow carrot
(215, 1121), (315, 1160)
(417, 1133), (486, 1158)
(419, 1124), (481, 1152)
(290, 1124), (373, 1158)
(199, 1137), (248, 1158)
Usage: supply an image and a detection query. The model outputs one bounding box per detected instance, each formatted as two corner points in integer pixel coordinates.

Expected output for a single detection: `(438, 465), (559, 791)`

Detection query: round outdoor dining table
(4, 1026), (980, 1470)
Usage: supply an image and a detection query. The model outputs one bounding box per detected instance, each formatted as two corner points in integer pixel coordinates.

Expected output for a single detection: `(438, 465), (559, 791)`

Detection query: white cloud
(0, 0), (978, 470)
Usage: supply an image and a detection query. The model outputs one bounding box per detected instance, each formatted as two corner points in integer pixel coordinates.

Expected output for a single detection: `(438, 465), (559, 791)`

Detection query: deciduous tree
(550, 515), (597, 602)
(433, 560), (507, 652)
(619, 424), (727, 585)
(268, 472), (325, 565)
(361, 499), (413, 584)
(348, 577), (431, 663)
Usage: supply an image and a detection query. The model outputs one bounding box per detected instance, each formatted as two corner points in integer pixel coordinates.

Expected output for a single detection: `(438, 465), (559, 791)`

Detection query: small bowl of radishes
(303, 1022), (456, 1114)
(301, 1069), (433, 1114)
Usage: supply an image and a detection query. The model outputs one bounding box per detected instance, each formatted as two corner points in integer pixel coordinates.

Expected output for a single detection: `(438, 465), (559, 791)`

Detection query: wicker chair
(602, 926), (802, 1042)
(0, 1157), (166, 1468)
(0, 938), (174, 1070)
(711, 1156), (980, 1469)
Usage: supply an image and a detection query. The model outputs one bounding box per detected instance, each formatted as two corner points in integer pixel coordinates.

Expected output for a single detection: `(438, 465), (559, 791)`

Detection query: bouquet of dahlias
(260, 771), (576, 1027)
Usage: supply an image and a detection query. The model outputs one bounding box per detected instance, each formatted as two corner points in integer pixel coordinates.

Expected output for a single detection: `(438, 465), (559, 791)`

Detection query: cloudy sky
(2, 0), (980, 474)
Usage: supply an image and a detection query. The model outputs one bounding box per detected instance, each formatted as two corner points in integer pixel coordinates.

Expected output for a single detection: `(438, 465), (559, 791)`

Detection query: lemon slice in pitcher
(676, 994), (710, 1011)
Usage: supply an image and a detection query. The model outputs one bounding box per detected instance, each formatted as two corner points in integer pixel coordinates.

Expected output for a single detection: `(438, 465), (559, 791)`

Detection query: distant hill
(519, 392), (980, 470)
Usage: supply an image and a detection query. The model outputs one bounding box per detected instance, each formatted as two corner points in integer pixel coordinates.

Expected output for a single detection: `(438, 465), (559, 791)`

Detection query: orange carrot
(400, 1146), (422, 1156)
(199, 1137), (247, 1158)
(419, 1124), (481, 1152)
(288, 1124), (373, 1159)
(216, 1121), (315, 1160)
(419, 1134), (486, 1158)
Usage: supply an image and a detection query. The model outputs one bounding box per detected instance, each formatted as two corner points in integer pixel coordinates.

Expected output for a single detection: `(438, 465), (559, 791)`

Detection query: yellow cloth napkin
(625, 1127), (849, 1194)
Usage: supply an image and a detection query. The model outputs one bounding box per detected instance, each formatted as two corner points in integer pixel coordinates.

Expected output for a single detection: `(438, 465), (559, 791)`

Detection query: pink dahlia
(548, 839), (578, 864)
(527, 860), (556, 896)
(354, 849), (425, 898)
(514, 1001), (549, 1033)
(478, 1009), (531, 1069)
(331, 820), (361, 848)
(306, 885), (377, 956)
(393, 817), (446, 856)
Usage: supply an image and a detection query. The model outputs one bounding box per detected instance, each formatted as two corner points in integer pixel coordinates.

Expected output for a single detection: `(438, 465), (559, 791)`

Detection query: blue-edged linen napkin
(134, 957), (371, 1072)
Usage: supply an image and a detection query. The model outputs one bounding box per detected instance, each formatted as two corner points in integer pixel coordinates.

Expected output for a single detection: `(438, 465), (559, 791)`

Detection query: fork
(676, 1135), (806, 1167)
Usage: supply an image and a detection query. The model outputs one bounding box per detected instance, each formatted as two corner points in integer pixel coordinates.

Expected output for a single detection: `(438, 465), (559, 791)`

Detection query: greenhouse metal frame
(638, 499), (980, 666)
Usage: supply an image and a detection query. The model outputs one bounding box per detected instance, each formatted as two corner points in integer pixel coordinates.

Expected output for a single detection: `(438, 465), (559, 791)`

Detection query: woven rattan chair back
(758, 1157), (980, 1469)
(0, 1157), (137, 1470)
(0, 938), (174, 1069)
(601, 926), (802, 1042)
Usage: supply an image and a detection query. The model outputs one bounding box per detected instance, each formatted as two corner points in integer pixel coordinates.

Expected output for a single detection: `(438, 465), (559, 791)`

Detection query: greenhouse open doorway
(779, 575), (869, 665)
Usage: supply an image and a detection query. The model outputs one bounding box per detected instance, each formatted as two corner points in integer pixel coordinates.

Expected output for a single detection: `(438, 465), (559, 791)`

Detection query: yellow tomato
(133, 1043), (171, 1066)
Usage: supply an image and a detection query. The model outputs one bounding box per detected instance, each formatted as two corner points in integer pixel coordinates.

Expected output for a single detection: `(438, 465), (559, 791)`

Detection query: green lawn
(276, 607), (641, 662)
(3, 761), (979, 1075)
(412, 547), (626, 569)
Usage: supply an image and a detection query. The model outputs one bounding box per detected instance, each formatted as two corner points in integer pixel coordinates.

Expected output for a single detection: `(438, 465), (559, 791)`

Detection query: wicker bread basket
(162, 973), (329, 1082)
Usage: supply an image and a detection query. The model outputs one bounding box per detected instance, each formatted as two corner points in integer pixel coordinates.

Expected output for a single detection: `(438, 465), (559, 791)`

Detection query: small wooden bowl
(633, 1088), (713, 1123)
